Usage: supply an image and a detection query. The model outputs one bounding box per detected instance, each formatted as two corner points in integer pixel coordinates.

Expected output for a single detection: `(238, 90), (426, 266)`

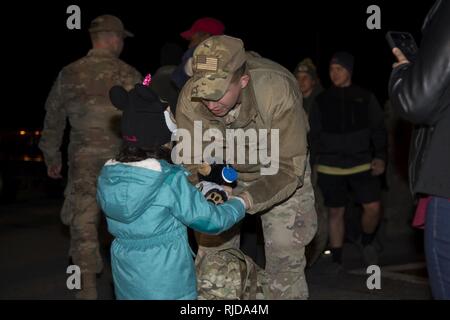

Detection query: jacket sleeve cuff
(231, 197), (247, 211)
(236, 191), (253, 213)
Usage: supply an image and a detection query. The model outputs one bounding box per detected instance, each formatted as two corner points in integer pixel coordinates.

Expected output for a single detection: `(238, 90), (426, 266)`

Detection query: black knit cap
(330, 51), (354, 75)
(109, 84), (172, 148)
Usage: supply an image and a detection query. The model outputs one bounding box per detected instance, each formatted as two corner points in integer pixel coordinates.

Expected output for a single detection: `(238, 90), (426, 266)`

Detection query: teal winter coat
(96, 158), (245, 300)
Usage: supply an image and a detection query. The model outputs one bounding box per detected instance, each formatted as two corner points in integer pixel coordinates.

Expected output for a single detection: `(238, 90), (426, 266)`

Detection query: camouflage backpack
(196, 248), (268, 300)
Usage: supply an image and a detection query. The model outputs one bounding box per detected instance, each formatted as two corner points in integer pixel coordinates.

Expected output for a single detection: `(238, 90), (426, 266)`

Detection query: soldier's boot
(75, 273), (97, 300)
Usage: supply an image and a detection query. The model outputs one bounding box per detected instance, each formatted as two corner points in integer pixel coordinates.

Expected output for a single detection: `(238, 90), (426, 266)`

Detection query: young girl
(96, 83), (246, 299)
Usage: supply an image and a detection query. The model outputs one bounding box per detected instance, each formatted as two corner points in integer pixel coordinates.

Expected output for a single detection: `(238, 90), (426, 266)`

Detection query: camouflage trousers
(195, 162), (317, 299)
(61, 151), (112, 275)
(305, 165), (329, 267)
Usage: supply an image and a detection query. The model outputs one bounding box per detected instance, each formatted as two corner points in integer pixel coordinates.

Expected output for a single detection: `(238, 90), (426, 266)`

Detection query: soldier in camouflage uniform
(293, 58), (323, 115)
(39, 15), (142, 299)
(175, 35), (317, 299)
(293, 58), (327, 267)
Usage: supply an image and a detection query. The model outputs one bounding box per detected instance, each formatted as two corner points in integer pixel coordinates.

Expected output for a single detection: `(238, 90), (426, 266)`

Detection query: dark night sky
(4, 0), (433, 129)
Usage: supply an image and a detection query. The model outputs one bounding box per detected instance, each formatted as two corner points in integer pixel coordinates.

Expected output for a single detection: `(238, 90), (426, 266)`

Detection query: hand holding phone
(391, 48), (410, 68)
(386, 31), (419, 62)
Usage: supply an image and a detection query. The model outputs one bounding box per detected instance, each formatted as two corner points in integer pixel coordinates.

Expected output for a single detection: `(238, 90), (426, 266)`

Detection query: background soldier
(293, 58), (323, 115)
(39, 15), (142, 299)
(293, 58), (327, 267)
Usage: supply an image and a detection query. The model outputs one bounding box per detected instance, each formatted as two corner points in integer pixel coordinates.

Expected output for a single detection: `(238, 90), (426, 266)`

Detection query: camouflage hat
(191, 35), (247, 101)
(294, 58), (318, 80)
(88, 15), (134, 38)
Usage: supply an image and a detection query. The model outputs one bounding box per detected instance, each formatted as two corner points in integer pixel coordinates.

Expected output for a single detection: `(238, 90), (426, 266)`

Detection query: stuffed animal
(196, 161), (238, 205)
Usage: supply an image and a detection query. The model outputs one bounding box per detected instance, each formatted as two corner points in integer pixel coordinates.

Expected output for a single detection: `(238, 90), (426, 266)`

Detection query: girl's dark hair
(115, 143), (172, 163)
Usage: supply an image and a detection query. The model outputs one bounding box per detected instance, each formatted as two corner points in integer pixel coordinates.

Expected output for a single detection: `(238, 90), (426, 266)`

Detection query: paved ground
(306, 240), (430, 299)
(0, 198), (431, 300)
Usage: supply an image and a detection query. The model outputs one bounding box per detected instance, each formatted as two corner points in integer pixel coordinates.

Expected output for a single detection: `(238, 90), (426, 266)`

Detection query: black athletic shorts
(317, 170), (381, 208)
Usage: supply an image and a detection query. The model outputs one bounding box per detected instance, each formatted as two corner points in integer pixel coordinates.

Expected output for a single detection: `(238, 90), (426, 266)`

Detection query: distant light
(19, 130), (26, 136)
(324, 250), (331, 255)
(35, 131), (40, 136)
(23, 155), (43, 162)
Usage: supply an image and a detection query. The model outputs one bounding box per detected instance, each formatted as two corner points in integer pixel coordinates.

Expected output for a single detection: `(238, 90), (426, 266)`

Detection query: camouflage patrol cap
(294, 58), (318, 80)
(89, 15), (134, 38)
(191, 35), (247, 100)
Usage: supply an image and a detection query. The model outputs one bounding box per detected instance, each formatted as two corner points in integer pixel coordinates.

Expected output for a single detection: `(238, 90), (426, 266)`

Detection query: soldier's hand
(47, 164), (62, 179)
(371, 159), (385, 176)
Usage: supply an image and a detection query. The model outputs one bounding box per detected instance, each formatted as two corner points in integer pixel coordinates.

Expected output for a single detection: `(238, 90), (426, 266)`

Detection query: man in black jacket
(389, 0), (450, 300)
(309, 52), (387, 268)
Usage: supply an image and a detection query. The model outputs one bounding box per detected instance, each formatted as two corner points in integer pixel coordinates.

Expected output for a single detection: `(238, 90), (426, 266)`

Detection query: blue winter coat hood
(96, 159), (172, 224)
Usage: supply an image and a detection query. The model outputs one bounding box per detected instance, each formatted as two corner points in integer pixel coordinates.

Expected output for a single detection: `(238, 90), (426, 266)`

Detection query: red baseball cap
(180, 17), (225, 40)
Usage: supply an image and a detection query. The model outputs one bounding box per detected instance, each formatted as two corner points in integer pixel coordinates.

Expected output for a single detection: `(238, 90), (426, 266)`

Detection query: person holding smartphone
(389, 0), (450, 300)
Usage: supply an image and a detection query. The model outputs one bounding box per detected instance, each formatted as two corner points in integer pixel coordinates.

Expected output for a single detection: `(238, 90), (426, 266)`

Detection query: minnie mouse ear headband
(109, 74), (172, 148)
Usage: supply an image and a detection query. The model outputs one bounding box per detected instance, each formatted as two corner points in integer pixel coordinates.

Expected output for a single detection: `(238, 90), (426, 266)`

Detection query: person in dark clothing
(389, 0), (450, 299)
(309, 52), (387, 268)
(171, 17), (225, 90)
(149, 42), (183, 116)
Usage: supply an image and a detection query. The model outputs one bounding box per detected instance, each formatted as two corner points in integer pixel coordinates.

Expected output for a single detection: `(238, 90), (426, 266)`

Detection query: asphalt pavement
(0, 198), (431, 300)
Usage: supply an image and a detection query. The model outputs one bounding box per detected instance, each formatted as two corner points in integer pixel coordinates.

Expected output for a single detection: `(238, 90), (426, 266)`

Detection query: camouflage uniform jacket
(176, 56), (309, 214)
(39, 49), (142, 167)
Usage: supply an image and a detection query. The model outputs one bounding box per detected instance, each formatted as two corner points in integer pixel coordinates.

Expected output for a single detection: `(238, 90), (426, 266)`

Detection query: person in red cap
(171, 17), (225, 90)
(181, 17), (225, 49)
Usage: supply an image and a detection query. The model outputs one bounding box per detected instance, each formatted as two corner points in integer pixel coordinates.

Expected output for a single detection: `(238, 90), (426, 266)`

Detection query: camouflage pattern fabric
(260, 162), (317, 299)
(39, 49), (141, 168)
(64, 151), (115, 274)
(39, 48), (141, 277)
(191, 36), (246, 101)
(305, 164), (329, 267)
(197, 248), (268, 300)
(196, 162), (317, 300)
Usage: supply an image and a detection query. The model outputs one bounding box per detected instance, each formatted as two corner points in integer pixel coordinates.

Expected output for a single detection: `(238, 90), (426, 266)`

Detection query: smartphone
(386, 31), (419, 62)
